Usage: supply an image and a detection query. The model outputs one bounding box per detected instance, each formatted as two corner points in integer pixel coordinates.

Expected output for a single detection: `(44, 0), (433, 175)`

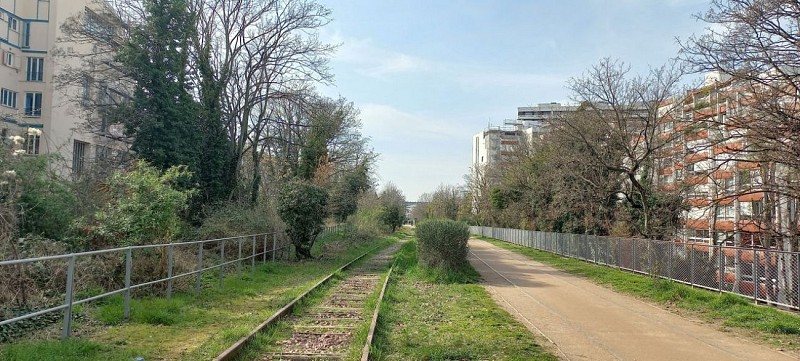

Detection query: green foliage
(277, 180), (328, 259)
(330, 165), (371, 222)
(622, 182), (686, 239)
(345, 192), (387, 242)
(96, 295), (194, 326)
(0, 339), (138, 361)
(72, 162), (195, 248)
(374, 241), (558, 360)
(9, 155), (76, 240)
(416, 184), (463, 221)
(379, 206), (404, 233)
(378, 182), (406, 232)
(416, 219), (470, 271)
(116, 0), (199, 171)
(489, 187), (521, 210)
(197, 201), (280, 239)
(115, 0), (234, 206)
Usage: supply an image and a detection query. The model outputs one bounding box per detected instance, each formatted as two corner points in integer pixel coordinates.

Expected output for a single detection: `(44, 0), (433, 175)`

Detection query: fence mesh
(471, 226), (799, 311)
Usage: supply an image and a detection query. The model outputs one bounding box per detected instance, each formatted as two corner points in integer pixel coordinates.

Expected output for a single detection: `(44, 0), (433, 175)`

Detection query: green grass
(0, 338), (140, 361)
(477, 235), (800, 350)
(373, 240), (558, 361)
(0, 232), (396, 361)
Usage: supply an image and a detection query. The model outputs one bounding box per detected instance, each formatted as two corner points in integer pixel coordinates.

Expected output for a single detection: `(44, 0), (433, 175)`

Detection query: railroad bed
(219, 242), (401, 361)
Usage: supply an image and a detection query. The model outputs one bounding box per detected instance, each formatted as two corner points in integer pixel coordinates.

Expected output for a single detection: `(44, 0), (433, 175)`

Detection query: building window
(24, 92), (42, 117)
(751, 200), (763, 218)
(81, 76), (92, 106)
(24, 133), (39, 154)
(26, 57), (43, 81)
(4, 52), (14, 67)
(85, 9), (113, 40)
(21, 22), (30, 48)
(715, 205), (735, 220)
(9, 18), (18, 32)
(72, 140), (87, 176)
(1, 88), (17, 108)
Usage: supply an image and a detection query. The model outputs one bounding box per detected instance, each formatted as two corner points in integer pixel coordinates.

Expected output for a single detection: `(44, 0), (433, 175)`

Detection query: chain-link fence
(471, 226), (800, 311)
(0, 224), (344, 340)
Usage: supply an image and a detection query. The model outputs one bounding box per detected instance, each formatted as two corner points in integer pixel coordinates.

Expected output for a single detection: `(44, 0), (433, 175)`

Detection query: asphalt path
(468, 238), (799, 361)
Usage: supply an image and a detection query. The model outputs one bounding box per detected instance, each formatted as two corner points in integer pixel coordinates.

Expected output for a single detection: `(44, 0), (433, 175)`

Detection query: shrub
(416, 219), (470, 271)
(71, 161), (195, 249)
(197, 200), (281, 239)
(276, 180), (328, 260)
(345, 192), (386, 242)
(13, 155), (77, 241)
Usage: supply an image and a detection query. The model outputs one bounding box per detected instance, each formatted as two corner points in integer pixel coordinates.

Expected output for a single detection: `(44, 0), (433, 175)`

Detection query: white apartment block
(0, 0), (127, 176)
(472, 122), (526, 169)
(473, 102), (577, 169)
(517, 102), (578, 133)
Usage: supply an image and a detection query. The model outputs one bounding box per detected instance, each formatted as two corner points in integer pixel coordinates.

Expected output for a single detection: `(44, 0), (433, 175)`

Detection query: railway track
(215, 242), (401, 361)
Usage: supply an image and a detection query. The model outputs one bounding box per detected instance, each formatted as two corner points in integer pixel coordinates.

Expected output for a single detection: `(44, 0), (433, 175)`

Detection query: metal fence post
(690, 244), (695, 287)
(753, 247), (758, 302)
(167, 244), (174, 299)
(237, 238), (243, 276)
(272, 233), (277, 262)
(633, 239), (637, 272)
(262, 234), (267, 263)
(618, 238), (622, 269)
(62, 255), (76, 339)
(219, 240), (226, 288)
(196, 242), (204, 294)
(124, 248), (132, 319)
(605, 237), (609, 266)
(251, 235), (256, 273)
(648, 241), (652, 275)
(668, 241), (673, 280)
(718, 244), (724, 292)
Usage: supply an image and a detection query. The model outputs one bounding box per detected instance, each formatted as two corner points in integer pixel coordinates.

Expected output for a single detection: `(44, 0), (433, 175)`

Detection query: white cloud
(359, 103), (475, 141)
(324, 30), (433, 78)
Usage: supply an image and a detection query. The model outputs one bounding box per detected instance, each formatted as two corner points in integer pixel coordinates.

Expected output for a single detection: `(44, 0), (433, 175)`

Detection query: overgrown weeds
(373, 240), (557, 360)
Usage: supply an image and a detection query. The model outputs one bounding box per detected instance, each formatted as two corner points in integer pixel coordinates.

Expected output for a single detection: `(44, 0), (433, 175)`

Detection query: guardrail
(471, 226), (800, 311)
(0, 224), (344, 339)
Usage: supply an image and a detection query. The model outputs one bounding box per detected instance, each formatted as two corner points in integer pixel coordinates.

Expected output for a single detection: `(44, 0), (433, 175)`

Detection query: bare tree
(190, 0), (337, 202)
(555, 58), (686, 238)
(679, 0), (800, 250)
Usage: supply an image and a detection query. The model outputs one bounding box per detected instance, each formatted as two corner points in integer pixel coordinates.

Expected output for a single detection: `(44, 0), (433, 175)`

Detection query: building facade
(654, 71), (796, 247)
(473, 102), (578, 169)
(0, 0), (127, 176)
(517, 102), (578, 133)
(472, 122), (525, 168)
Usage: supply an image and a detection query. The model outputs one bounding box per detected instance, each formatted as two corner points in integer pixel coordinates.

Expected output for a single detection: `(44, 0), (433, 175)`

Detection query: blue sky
(318, 0), (712, 201)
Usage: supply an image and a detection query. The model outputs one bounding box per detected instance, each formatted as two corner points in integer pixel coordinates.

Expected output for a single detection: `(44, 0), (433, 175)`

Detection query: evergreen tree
(115, 0), (200, 180)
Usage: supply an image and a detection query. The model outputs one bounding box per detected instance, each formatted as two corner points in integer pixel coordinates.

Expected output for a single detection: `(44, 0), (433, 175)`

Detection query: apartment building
(0, 0), (127, 176)
(473, 102), (578, 169)
(654, 71), (794, 246)
(472, 120), (532, 168)
(517, 102), (578, 133)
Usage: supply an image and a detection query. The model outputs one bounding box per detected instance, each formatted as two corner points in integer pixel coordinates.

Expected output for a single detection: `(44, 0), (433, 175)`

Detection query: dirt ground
(468, 238), (799, 361)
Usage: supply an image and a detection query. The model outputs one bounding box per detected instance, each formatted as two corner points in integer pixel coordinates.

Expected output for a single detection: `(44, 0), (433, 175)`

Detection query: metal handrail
(0, 224), (344, 339)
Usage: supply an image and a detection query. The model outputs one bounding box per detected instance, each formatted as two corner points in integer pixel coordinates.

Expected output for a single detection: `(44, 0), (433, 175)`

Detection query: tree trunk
(295, 242), (314, 260)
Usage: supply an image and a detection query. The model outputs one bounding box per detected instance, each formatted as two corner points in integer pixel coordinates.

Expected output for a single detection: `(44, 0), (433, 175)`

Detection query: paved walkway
(468, 238), (799, 361)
